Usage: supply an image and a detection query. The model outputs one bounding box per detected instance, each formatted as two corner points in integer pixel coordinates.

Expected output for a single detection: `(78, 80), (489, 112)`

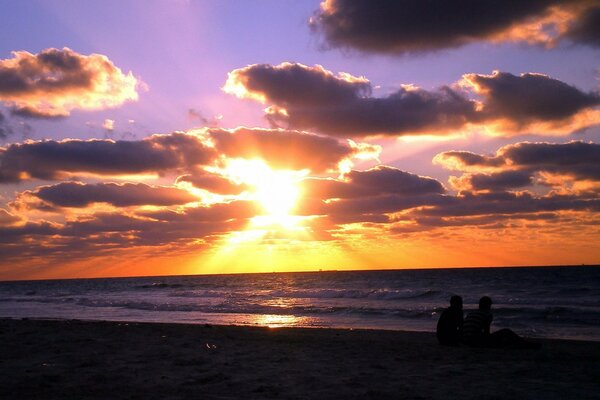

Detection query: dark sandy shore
(1, 318), (598, 400)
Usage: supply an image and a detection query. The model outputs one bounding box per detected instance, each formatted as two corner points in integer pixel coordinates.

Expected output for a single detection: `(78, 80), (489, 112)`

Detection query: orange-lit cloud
(435, 141), (600, 179)
(11, 182), (200, 211)
(0, 200), (260, 262)
(437, 141), (600, 196)
(311, 0), (600, 54)
(1, 133), (598, 273)
(0, 48), (140, 118)
(176, 168), (249, 195)
(0, 132), (217, 182)
(0, 208), (21, 226)
(461, 71), (600, 136)
(206, 127), (380, 172)
(0, 128), (379, 184)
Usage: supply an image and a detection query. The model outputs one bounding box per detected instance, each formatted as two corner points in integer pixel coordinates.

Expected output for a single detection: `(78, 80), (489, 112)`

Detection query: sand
(1, 318), (598, 400)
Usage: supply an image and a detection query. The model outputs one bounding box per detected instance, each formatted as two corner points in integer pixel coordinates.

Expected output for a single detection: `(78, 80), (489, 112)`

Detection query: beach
(1, 318), (599, 399)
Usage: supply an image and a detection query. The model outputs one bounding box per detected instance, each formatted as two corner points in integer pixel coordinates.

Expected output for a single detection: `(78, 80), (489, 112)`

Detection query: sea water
(0, 266), (598, 341)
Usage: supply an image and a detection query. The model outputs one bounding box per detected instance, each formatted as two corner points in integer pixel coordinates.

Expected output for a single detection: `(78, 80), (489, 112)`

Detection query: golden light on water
(252, 314), (309, 328)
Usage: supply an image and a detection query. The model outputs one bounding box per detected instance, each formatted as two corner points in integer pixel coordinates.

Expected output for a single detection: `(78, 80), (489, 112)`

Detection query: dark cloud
(0, 47), (139, 118)
(176, 169), (248, 195)
(0, 127), (379, 184)
(207, 127), (380, 171)
(435, 150), (503, 169)
(226, 63), (599, 137)
(310, 0), (599, 54)
(226, 63), (479, 137)
(450, 170), (534, 191)
(412, 191), (600, 218)
(436, 141), (600, 181)
(0, 111), (12, 139)
(565, 5), (600, 46)
(0, 221), (60, 245)
(0, 110), (35, 141)
(140, 200), (260, 223)
(10, 106), (68, 119)
(225, 62), (370, 106)
(187, 109), (222, 127)
(463, 71), (600, 125)
(0, 132), (216, 183)
(0, 201), (259, 259)
(302, 165), (444, 200)
(12, 182), (200, 210)
(298, 166), (447, 219)
(413, 212), (561, 228)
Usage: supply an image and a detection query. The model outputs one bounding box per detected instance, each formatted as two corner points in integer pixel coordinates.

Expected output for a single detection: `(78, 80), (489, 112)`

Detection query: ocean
(0, 266), (598, 341)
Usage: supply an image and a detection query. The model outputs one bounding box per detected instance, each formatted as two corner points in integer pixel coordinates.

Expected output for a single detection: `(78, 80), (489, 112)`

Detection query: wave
(255, 288), (444, 301)
(5, 295), (436, 319)
(490, 306), (600, 327)
(167, 290), (226, 298)
(135, 282), (184, 289)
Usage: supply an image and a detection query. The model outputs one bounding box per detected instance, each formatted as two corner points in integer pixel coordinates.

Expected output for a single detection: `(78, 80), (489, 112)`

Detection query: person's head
(450, 295), (463, 309)
(479, 296), (492, 311)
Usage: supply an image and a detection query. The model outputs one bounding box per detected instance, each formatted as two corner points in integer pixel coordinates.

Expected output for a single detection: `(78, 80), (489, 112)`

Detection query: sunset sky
(1, 0), (599, 280)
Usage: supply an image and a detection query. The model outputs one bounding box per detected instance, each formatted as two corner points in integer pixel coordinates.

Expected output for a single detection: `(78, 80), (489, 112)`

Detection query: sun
(222, 159), (304, 223)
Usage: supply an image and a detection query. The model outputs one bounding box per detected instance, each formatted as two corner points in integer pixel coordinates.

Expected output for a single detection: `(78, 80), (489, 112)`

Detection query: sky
(0, 0), (599, 280)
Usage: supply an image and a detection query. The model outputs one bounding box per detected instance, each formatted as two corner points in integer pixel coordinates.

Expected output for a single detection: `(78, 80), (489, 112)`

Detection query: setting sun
(222, 159), (305, 221)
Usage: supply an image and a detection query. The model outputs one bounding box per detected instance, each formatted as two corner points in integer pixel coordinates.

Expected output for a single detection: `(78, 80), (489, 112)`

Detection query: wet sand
(1, 318), (598, 399)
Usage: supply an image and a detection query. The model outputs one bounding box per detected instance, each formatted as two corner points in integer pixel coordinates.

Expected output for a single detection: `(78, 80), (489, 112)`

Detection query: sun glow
(223, 159), (305, 222)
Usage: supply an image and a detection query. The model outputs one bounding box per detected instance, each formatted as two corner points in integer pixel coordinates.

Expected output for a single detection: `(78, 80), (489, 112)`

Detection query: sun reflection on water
(252, 314), (310, 328)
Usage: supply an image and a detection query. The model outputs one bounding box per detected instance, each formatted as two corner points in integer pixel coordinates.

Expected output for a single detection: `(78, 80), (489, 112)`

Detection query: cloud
(0, 47), (140, 118)
(302, 165), (444, 199)
(297, 165), (447, 222)
(0, 221), (59, 245)
(564, 5), (600, 46)
(449, 170), (534, 192)
(0, 132), (217, 183)
(102, 119), (115, 131)
(0, 200), (260, 259)
(461, 71), (600, 135)
(206, 127), (381, 171)
(140, 200), (260, 223)
(435, 141), (600, 182)
(0, 209), (21, 226)
(187, 109), (223, 127)
(225, 62), (370, 105)
(0, 111), (12, 139)
(409, 191), (599, 218)
(0, 127), (380, 184)
(225, 63), (479, 137)
(176, 168), (249, 195)
(310, 0), (600, 54)
(12, 182), (200, 211)
(226, 63), (600, 138)
(436, 140), (600, 199)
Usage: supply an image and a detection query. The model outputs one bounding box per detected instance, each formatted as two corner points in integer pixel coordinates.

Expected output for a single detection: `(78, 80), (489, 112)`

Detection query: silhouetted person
(463, 296), (540, 349)
(436, 295), (463, 346)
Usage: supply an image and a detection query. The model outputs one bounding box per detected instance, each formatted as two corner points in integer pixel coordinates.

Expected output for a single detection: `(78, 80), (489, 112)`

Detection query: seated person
(462, 296), (540, 349)
(436, 295), (463, 346)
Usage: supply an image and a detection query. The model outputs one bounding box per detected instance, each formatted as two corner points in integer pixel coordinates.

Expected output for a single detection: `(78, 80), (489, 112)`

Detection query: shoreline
(1, 264), (597, 283)
(3, 314), (598, 343)
(2, 318), (599, 399)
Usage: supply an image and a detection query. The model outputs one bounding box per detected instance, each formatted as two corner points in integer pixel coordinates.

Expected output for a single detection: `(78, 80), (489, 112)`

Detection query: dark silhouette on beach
(462, 296), (540, 349)
(436, 295), (464, 346)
